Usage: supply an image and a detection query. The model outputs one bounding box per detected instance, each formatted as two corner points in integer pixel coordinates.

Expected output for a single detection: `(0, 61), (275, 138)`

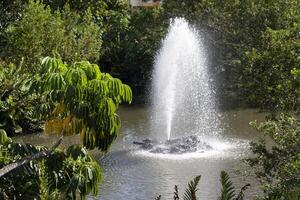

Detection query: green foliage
(0, 0), (26, 55)
(5, 0), (63, 68)
(0, 129), (11, 144)
(0, 131), (45, 198)
(0, 53), (130, 198)
(100, 7), (166, 97)
(0, 62), (42, 136)
(161, 0), (300, 107)
(101, 0), (131, 62)
(0, 0), (26, 31)
(219, 171), (235, 200)
(34, 57), (132, 150)
(40, 0), (131, 86)
(5, 0), (101, 70)
(183, 175), (201, 200)
(42, 0), (128, 28)
(2, 0), (299, 107)
(0, 55), (130, 198)
(42, 0), (131, 68)
(1, 1), (299, 199)
(219, 171), (250, 200)
(0, 131), (102, 199)
(154, 175), (201, 200)
(248, 114), (300, 199)
(242, 22), (300, 111)
(43, 0), (107, 19)
(156, 173), (249, 200)
(54, 145), (102, 199)
(59, 5), (102, 65)
(99, 0), (300, 103)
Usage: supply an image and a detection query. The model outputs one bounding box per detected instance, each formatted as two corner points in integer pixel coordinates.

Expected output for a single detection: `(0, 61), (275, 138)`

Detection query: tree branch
(0, 136), (63, 178)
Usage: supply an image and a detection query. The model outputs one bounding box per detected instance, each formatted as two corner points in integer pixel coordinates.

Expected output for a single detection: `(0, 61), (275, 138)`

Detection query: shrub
(248, 114), (300, 199)
(0, 62), (42, 136)
(5, 0), (101, 71)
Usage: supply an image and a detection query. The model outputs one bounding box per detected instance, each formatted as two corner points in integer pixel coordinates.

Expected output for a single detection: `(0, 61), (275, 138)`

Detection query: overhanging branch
(0, 136), (63, 178)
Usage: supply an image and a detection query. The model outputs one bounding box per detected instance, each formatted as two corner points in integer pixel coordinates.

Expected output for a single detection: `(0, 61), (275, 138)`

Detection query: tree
(35, 57), (132, 150)
(0, 0), (26, 32)
(246, 40), (300, 198)
(4, 0), (101, 70)
(0, 0), (27, 56)
(100, 7), (166, 97)
(0, 56), (132, 199)
(42, 0), (131, 75)
(241, 22), (300, 111)
(162, 0), (300, 107)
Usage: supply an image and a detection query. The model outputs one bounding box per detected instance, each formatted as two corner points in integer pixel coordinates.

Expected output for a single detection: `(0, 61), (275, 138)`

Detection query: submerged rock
(133, 135), (212, 154)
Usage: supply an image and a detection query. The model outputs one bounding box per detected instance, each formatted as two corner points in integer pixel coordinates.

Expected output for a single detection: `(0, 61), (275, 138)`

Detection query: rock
(133, 135), (213, 154)
(133, 139), (153, 150)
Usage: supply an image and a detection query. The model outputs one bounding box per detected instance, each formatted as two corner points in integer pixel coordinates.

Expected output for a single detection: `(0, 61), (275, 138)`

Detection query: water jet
(150, 18), (220, 144)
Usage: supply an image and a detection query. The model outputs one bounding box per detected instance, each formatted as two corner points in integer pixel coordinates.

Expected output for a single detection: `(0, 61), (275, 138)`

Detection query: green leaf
(219, 171), (235, 200)
(183, 175), (201, 200)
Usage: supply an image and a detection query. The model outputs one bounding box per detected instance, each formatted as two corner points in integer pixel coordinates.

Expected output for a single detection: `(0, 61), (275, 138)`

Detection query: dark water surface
(16, 107), (266, 200)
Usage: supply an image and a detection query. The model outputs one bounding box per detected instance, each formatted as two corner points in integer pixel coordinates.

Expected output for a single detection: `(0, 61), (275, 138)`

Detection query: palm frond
(235, 183), (250, 200)
(219, 171), (235, 200)
(174, 185), (179, 200)
(183, 175), (201, 200)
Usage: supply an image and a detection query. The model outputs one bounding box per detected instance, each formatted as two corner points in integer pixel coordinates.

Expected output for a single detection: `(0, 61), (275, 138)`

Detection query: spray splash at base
(133, 135), (213, 154)
(131, 135), (250, 160)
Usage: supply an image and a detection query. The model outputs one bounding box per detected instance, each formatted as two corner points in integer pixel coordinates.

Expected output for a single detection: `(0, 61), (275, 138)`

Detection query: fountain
(134, 18), (222, 154)
(151, 18), (220, 139)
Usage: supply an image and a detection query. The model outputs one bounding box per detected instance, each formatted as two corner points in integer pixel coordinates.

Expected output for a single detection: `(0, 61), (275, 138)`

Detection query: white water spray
(151, 18), (220, 140)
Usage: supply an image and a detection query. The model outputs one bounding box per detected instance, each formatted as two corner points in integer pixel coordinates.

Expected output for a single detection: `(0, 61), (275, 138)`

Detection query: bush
(0, 130), (102, 199)
(5, 0), (101, 71)
(0, 62), (42, 136)
(248, 114), (300, 199)
(241, 22), (300, 111)
(100, 7), (166, 97)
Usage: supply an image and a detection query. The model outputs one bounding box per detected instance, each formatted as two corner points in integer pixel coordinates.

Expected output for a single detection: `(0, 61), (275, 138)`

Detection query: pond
(94, 107), (266, 200)
(16, 107), (266, 200)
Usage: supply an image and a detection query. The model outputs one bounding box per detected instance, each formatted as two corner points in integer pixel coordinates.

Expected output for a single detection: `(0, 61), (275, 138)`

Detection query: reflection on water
(15, 107), (266, 200)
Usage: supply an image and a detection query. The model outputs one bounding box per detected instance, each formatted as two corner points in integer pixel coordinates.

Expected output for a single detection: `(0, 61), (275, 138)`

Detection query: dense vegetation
(0, 57), (132, 199)
(0, 62), (42, 135)
(1, 131), (102, 199)
(0, 0), (299, 199)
